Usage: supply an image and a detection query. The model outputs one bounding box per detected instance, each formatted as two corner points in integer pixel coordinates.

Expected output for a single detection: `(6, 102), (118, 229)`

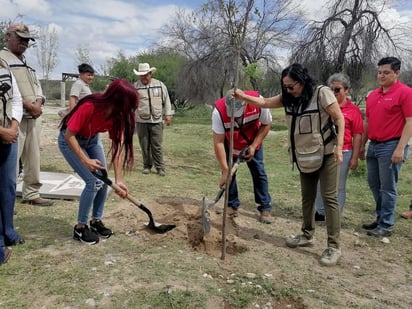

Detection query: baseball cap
(225, 89), (245, 117)
(7, 23), (35, 41)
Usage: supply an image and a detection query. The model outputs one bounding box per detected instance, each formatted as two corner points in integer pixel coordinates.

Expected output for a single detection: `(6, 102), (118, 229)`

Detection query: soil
(35, 105), (412, 309)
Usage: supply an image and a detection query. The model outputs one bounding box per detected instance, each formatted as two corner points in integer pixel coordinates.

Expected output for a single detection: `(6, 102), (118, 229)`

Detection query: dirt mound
(106, 195), (249, 258)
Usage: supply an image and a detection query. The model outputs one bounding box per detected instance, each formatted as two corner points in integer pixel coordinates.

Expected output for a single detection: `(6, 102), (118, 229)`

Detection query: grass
(1, 104), (411, 308)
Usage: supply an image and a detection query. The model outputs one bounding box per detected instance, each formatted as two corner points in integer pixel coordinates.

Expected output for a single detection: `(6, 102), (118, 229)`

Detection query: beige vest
(134, 79), (164, 122)
(285, 86), (337, 173)
(0, 49), (43, 118)
(0, 59), (14, 127)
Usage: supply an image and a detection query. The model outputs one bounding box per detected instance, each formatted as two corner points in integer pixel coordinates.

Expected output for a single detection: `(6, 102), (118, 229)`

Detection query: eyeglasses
(283, 81), (299, 91)
(332, 87), (342, 94)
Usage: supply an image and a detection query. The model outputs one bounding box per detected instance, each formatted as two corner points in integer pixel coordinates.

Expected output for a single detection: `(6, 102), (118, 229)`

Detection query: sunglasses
(283, 81), (299, 91)
(332, 87), (342, 93)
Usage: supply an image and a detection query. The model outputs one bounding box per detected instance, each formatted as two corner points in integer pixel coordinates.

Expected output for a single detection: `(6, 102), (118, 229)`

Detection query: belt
(370, 137), (400, 144)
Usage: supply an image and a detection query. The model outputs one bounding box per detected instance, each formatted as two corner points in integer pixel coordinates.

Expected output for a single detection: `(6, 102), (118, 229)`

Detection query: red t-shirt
(341, 98), (363, 151)
(66, 102), (113, 138)
(366, 80), (412, 141)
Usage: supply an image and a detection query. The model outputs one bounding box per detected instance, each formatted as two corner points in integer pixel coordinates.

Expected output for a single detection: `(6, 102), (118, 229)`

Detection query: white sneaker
(285, 234), (314, 248)
(320, 247), (341, 266)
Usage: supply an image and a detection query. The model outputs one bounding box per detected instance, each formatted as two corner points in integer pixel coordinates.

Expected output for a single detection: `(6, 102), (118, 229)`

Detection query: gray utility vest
(0, 49), (42, 119)
(0, 60), (14, 128)
(135, 79), (164, 121)
(285, 86), (337, 173)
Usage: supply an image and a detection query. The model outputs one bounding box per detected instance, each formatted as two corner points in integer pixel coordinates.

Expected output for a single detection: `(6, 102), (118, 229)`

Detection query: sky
(1, 0), (411, 80)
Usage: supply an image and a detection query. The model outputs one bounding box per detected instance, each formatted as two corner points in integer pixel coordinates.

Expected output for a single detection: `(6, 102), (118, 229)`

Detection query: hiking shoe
(73, 225), (99, 245)
(1, 247), (12, 265)
(259, 210), (272, 224)
(401, 210), (412, 219)
(157, 169), (166, 176)
(320, 247), (341, 266)
(227, 207), (238, 217)
(142, 168), (151, 174)
(90, 219), (113, 238)
(285, 234), (314, 248)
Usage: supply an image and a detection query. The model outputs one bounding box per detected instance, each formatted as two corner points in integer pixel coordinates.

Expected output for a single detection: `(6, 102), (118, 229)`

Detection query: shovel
(92, 169), (176, 234)
(201, 147), (248, 234)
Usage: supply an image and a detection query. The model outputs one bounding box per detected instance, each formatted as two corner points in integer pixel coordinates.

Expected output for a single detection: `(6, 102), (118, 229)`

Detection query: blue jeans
(228, 146), (272, 212)
(0, 142), (20, 247)
(58, 131), (107, 224)
(316, 150), (352, 216)
(366, 140), (409, 230)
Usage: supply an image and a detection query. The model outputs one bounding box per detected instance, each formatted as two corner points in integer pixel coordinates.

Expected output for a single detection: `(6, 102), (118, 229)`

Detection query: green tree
(138, 49), (187, 108)
(106, 51), (139, 81)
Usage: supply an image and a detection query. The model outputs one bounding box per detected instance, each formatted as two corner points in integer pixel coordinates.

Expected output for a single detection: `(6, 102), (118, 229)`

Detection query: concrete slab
(17, 171), (85, 200)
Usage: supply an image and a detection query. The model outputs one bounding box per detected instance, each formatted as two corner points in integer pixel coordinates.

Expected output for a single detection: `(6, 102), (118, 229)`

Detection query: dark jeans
(366, 140), (409, 230)
(228, 146), (272, 212)
(0, 142), (20, 247)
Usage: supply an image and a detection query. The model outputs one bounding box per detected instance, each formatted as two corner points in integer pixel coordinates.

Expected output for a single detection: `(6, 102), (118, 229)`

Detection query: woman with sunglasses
(232, 63), (344, 266)
(315, 73), (364, 221)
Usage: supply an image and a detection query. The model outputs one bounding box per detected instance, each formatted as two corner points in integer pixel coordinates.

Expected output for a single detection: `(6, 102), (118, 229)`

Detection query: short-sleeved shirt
(340, 98), (363, 151)
(66, 102), (113, 138)
(366, 80), (412, 141)
(212, 106), (272, 134)
(70, 78), (92, 100)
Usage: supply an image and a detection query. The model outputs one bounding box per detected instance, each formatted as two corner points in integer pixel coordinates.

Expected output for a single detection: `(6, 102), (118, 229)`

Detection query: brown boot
(401, 210), (412, 219)
(227, 207), (238, 217)
(259, 210), (272, 224)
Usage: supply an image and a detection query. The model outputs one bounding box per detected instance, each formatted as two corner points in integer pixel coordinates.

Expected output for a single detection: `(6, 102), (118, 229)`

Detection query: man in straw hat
(0, 23), (54, 207)
(133, 63), (173, 176)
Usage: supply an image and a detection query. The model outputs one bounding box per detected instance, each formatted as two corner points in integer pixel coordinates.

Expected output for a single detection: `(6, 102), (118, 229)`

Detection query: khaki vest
(285, 86), (337, 173)
(0, 59), (14, 128)
(0, 49), (43, 118)
(134, 79), (164, 122)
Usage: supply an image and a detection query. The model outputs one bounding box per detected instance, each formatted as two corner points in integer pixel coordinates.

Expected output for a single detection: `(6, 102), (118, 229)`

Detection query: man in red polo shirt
(360, 57), (412, 237)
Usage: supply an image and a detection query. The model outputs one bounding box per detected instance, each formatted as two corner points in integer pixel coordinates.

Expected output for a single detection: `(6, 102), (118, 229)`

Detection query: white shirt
(212, 106), (272, 134)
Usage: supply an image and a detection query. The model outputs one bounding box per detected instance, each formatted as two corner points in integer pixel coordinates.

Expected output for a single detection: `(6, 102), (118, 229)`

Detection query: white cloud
(1, 0), (410, 79)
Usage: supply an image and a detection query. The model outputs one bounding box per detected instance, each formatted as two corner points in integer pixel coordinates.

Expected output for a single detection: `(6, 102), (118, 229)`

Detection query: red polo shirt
(366, 80), (412, 141)
(67, 102), (114, 138)
(341, 98), (363, 150)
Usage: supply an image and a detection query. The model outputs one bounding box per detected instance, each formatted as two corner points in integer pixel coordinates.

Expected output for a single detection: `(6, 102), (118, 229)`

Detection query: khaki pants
(299, 154), (341, 249)
(136, 122), (164, 170)
(17, 117), (42, 200)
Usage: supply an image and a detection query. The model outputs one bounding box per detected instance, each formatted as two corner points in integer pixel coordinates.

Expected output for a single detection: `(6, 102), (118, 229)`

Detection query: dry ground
(7, 104), (410, 308)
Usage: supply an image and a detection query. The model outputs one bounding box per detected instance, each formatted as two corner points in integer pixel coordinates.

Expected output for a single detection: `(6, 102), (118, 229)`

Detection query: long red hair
(60, 78), (139, 170)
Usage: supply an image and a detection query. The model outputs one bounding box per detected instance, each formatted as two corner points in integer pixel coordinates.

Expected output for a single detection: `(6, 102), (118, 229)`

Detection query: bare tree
(74, 46), (93, 69)
(291, 0), (412, 99)
(36, 25), (59, 80)
(161, 0), (302, 103)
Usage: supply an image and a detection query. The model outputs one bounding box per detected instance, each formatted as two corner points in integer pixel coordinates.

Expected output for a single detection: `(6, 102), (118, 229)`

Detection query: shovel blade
(139, 204), (176, 234)
(201, 197), (211, 235)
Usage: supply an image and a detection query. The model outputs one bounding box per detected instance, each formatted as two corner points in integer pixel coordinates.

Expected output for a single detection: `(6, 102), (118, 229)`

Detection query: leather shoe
(362, 221), (378, 230)
(315, 211), (325, 222)
(1, 247), (12, 265)
(6, 237), (25, 246)
(401, 210), (412, 219)
(367, 227), (392, 237)
(22, 197), (54, 206)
